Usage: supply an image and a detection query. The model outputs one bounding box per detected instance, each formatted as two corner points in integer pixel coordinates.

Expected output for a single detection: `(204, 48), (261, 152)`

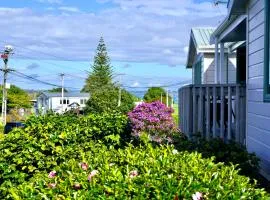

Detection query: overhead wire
(10, 71), (81, 90)
(0, 41), (189, 91)
(12, 52), (87, 73)
(0, 40), (91, 68)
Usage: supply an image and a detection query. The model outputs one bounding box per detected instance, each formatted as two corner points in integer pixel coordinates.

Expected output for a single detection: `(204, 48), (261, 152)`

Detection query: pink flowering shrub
(128, 101), (178, 141)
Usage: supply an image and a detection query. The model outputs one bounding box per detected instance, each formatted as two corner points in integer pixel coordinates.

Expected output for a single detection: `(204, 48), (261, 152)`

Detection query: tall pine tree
(83, 37), (135, 113)
(82, 37), (113, 92)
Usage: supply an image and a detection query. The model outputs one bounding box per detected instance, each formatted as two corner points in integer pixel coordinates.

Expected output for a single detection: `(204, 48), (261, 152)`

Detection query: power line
(13, 52), (86, 73)
(122, 80), (189, 89)
(10, 71), (81, 90)
(0, 41), (91, 65)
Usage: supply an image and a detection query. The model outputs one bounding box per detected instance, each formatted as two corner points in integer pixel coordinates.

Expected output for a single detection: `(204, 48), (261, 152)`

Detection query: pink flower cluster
(48, 171), (57, 189)
(129, 170), (138, 178)
(192, 192), (203, 200)
(88, 170), (99, 181)
(80, 162), (89, 171)
(128, 101), (177, 138)
(47, 163), (100, 190)
(48, 170), (56, 178)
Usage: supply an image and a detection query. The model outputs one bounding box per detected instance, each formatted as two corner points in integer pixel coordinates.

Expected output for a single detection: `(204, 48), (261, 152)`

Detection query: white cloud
(131, 81), (140, 87)
(184, 46), (189, 54)
(58, 7), (80, 13)
(0, 1), (227, 66)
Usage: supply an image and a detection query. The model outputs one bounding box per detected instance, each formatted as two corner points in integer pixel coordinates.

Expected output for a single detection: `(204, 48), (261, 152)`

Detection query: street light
(1, 45), (14, 125)
(4, 45), (14, 54)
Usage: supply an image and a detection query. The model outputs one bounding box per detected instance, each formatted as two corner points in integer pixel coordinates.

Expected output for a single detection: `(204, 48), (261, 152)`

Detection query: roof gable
(186, 28), (215, 68)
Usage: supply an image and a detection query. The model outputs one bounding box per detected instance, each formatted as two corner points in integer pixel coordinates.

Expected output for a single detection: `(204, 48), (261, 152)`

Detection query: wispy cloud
(131, 81), (140, 87)
(58, 7), (80, 13)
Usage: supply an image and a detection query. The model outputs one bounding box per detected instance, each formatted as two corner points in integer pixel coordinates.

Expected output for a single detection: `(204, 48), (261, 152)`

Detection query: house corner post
(220, 42), (225, 84)
(215, 37), (219, 84)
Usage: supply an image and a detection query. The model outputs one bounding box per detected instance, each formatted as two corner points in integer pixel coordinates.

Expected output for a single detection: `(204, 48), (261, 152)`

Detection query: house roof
(210, 14), (246, 44)
(40, 91), (89, 98)
(210, 0), (248, 44)
(191, 28), (215, 48)
(227, 0), (248, 17)
(186, 27), (216, 68)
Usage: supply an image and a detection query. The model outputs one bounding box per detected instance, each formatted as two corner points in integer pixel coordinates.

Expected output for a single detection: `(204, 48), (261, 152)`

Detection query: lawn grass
(172, 103), (179, 126)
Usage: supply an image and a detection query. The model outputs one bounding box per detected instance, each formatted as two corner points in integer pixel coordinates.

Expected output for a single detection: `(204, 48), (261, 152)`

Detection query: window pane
(80, 99), (83, 104)
(63, 100), (66, 104)
(67, 100), (70, 105)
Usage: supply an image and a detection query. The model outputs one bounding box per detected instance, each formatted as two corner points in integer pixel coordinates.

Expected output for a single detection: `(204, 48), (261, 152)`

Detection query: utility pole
(60, 73), (65, 113)
(171, 91), (174, 108)
(117, 73), (125, 107)
(1, 45), (14, 126)
(166, 89), (169, 107)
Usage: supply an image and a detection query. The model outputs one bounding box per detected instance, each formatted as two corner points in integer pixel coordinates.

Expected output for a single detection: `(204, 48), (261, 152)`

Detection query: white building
(186, 27), (237, 84)
(179, 0), (270, 179)
(37, 92), (89, 114)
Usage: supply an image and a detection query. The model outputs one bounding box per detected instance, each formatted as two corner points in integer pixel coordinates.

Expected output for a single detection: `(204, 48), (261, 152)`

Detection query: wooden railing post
(198, 87), (204, 135)
(213, 86), (217, 138)
(220, 86), (225, 140)
(227, 86), (232, 141)
(206, 87), (210, 140)
(235, 85), (240, 143)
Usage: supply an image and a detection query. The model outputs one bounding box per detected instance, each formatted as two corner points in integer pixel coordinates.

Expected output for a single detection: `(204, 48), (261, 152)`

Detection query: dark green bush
(172, 136), (260, 181)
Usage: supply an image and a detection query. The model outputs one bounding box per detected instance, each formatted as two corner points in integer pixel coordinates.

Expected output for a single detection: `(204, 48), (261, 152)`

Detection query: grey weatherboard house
(186, 27), (237, 85)
(179, 0), (270, 179)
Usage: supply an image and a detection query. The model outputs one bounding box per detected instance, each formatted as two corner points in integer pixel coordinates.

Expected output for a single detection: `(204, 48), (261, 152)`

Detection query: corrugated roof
(191, 27), (215, 48)
(186, 27), (215, 68)
(41, 92), (89, 98)
(186, 27), (235, 68)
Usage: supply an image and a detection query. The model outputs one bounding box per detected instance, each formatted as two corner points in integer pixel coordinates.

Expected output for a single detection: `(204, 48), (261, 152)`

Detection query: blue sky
(0, 0), (227, 91)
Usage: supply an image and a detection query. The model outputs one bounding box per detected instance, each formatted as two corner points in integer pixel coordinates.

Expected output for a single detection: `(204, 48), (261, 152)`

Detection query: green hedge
(0, 112), (128, 198)
(9, 143), (269, 199)
(0, 113), (268, 199)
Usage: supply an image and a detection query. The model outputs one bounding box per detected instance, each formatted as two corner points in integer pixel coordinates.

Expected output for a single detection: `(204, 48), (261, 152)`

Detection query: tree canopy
(143, 87), (172, 106)
(82, 37), (113, 93)
(85, 85), (135, 114)
(83, 37), (135, 113)
(0, 85), (31, 110)
(48, 88), (68, 93)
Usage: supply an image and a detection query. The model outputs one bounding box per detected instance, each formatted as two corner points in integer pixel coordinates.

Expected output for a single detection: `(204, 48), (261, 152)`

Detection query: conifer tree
(82, 37), (113, 92)
(83, 37), (135, 113)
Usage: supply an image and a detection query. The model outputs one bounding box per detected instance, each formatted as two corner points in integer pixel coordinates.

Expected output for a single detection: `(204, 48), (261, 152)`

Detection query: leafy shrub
(85, 85), (135, 114)
(0, 112), (128, 197)
(9, 143), (269, 199)
(128, 101), (178, 141)
(183, 138), (259, 178)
